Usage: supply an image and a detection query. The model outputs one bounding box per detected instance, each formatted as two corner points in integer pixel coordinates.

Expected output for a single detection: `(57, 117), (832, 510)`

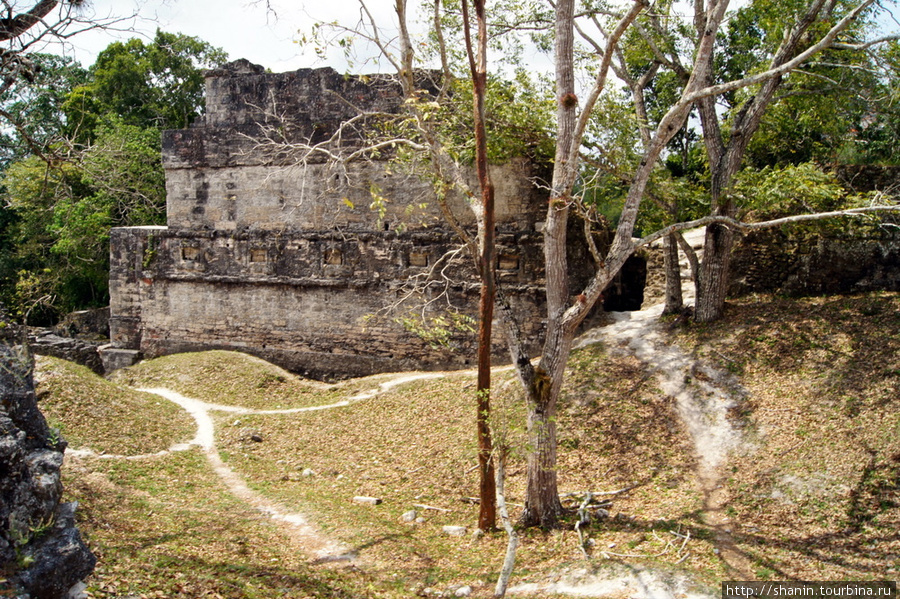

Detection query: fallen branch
(575, 493), (593, 560)
(601, 545), (672, 559)
(413, 503), (451, 512)
(561, 483), (638, 498)
(493, 448), (518, 598)
(636, 205), (900, 249)
(676, 529), (691, 556)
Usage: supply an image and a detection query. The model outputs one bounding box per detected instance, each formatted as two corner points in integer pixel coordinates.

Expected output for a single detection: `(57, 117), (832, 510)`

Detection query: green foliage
(718, 1), (890, 167)
(841, 40), (900, 166)
(435, 73), (554, 165)
(0, 53), (88, 167)
(395, 310), (476, 350)
(82, 117), (166, 227)
(1, 115), (167, 321)
(577, 89), (647, 226)
(64, 30), (227, 141)
(731, 163), (851, 219)
(0, 31), (224, 322)
(1, 156), (95, 320)
(635, 174), (710, 235)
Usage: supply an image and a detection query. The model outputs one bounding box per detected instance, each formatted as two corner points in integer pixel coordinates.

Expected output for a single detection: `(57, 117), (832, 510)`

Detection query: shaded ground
(32, 289), (900, 597)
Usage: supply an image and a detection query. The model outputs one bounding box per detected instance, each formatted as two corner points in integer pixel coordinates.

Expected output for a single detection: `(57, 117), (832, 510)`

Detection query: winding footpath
(575, 228), (754, 579)
(70, 373), (446, 564)
(69, 228), (755, 594)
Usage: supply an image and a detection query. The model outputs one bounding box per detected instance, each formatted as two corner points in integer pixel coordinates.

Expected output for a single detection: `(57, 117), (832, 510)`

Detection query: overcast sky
(47, 0), (400, 72)
(30, 0), (900, 79)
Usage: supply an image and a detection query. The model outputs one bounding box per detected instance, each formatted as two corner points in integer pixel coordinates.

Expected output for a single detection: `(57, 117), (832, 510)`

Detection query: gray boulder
(1, 323), (96, 598)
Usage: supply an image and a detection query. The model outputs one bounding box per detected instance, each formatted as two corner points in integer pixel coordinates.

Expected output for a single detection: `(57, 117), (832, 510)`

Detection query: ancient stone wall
(729, 221), (900, 297)
(109, 224), (552, 378)
(108, 60), (618, 378)
(161, 60), (543, 234)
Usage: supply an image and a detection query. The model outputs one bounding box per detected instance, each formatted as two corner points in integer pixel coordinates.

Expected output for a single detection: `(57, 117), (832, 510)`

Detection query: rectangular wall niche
(324, 248), (343, 265)
(409, 252), (429, 267)
(249, 248), (268, 263)
(498, 254), (520, 270)
(181, 246), (202, 261)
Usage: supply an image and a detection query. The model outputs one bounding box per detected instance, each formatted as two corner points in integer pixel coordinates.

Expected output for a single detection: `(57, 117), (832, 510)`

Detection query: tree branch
(0, 0), (58, 42)
(636, 205), (900, 249)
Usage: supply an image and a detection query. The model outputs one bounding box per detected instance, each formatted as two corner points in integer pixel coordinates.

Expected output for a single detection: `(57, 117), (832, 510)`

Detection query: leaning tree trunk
(662, 232), (683, 314)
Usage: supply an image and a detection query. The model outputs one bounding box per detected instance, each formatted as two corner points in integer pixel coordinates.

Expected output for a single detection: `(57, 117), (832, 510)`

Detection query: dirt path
(136, 373), (447, 564)
(75, 228), (757, 592)
(70, 372), (445, 565)
(576, 304), (754, 578)
(575, 228), (754, 579)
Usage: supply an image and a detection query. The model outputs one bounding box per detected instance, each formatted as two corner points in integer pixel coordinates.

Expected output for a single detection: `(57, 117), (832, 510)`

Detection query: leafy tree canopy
(64, 29), (228, 141)
(1, 30), (226, 322)
(0, 53), (88, 166)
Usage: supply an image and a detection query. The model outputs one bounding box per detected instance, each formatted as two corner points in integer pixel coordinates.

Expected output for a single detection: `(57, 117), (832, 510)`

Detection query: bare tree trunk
(463, 0), (497, 530)
(513, 0), (578, 529)
(695, 222), (734, 321)
(520, 368), (564, 527)
(692, 0), (864, 322)
(493, 446), (518, 598)
(0, 0), (58, 42)
(662, 233), (683, 314)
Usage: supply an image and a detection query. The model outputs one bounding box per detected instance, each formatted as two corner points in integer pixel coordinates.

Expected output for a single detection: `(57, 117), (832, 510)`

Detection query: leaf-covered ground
(36, 357), (195, 456)
(33, 291), (900, 597)
(672, 292), (900, 580)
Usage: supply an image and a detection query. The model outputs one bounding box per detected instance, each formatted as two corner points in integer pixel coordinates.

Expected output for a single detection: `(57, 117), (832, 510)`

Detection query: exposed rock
(1, 321), (95, 598)
(442, 525), (468, 536)
(400, 510), (418, 522)
(53, 308), (110, 340)
(106, 61), (646, 380)
(352, 496), (382, 506)
(27, 330), (104, 375)
(454, 585), (473, 597)
(729, 223), (900, 297)
(238, 428), (263, 443)
(97, 345), (141, 374)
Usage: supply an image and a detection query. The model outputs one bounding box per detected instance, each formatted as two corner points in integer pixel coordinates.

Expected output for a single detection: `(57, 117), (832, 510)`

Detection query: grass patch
(36, 292), (900, 593)
(214, 355), (725, 589)
(63, 450), (374, 598)
(35, 356), (196, 456)
(673, 291), (900, 580)
(109, 350), (349, 410)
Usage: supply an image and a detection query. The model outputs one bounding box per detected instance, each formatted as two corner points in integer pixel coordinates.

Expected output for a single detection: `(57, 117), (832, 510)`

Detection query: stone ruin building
(102, 60), (642, 379)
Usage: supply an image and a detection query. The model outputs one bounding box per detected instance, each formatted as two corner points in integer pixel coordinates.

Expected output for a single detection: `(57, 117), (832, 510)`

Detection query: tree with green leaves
(279, 0), (900, 534)
(0, 53), (87, 166)
(1, 30), (227, 321)
(63, 29), (228, 141)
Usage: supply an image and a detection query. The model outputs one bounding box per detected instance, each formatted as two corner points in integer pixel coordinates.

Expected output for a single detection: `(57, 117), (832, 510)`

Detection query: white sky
(43, 0), (403, 72)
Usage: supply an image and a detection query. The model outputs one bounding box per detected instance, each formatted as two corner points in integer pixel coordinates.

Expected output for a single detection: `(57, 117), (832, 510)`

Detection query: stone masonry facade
(105, 60), (631, 378)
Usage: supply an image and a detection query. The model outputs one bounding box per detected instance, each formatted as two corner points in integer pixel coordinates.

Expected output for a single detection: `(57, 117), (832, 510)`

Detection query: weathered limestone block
(0, 323), (95, 598)
(729, 224), (900, 297)
(27, 331), (104, 375)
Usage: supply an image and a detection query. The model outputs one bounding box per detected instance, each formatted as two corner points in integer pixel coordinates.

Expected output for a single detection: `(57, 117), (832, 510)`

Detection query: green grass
(32, 292), (900, 595)
(673, 291), (900, 580)
(63, 450), (374, 598)
(36, 356), (196, 456)
(108, 350), (350, 410)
